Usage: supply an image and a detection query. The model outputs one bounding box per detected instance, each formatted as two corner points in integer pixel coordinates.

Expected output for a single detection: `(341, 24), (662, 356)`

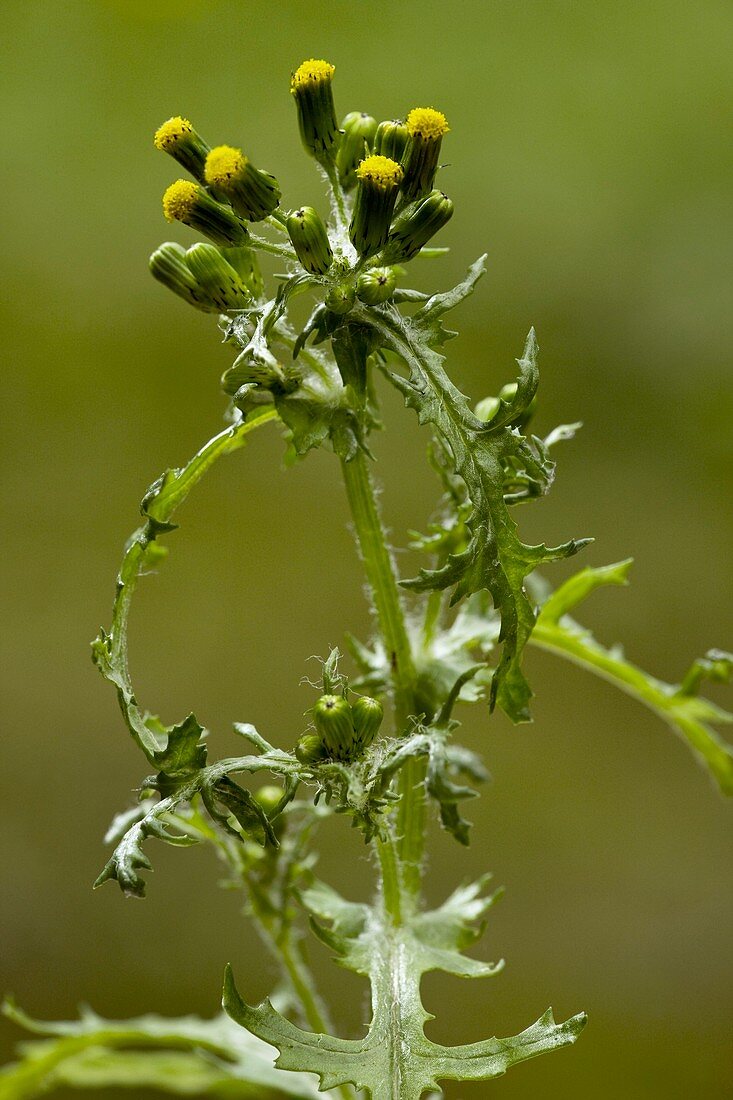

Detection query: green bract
(5, 58), (730, 1100)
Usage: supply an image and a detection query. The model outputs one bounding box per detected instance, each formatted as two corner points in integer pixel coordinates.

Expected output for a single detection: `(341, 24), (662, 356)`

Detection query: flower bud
(374, 119), (410, 164)
(254, 785), (285, 816)
(254, 785), (287, 840)
(162, 180), (250, 246)
(313, 694), (354, 759)
(351, 696), (383, 750)
(154, 116), (211, 183)
(337, 111), (377, 190)
(221, 245), (264, 298)
(401, 107), (449, 201)
(349, 155), (404, 257)
(498, 381), (537, 429)
(474, 395), (501, 422)
(383, 189), (453, 262)
(325, 282), (356, 315)
(475, 382), (537, 429)
(295, 733), (329, 765)
(221, 349), (299, 396)
(356, 266), (396, 305)
(290, 59), (338, 158)
(204, 146), (281, 222)
(286, 206), (333, 275)
(149, 242), (214, 311)
(184, 243), (252, 311)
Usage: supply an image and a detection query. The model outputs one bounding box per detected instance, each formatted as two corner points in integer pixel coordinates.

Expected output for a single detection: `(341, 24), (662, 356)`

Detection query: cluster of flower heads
(296, 692), (384, 766)
(150, 59), (453, 315)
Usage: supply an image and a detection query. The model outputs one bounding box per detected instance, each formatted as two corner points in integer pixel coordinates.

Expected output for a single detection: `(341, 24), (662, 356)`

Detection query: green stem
(274, 936), (353, 1100)
(421, 589), (444, 650)
(319, 156), (349, 235)
(338, 447), (427, 899)
(376, 831), (403, 926)
(277, 934), (334, 1037)
(339, 451), (416, 722)
(247, 231), (297, 259)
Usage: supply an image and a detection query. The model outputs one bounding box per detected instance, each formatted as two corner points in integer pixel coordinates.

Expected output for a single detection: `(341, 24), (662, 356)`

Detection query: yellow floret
(356, 155), (404, 190)
(405, 107), (449, 140)
(162, 180), (200, 221)
(154, 116), (193, 151)
(205, 145), (248, 187)
(291, 58), (335, 90)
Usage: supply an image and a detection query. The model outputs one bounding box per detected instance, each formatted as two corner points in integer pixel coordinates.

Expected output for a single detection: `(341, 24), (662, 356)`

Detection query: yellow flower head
(154, 117), (194, 151)
(356, 155), (404, 191)
(162, 180), (200, 222)
(405, 107), (449, 141)
(205, 145), (248, 188)
(290, 59), (335, 92)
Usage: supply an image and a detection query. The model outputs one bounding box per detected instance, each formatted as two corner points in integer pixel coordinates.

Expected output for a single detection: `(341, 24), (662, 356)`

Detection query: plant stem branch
(338, 437), (427, 900)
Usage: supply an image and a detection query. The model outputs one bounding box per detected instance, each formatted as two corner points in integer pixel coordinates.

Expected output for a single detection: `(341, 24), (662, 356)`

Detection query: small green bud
(185, 243), (252, 311)
(221, 349), (299, 396)
(337, 111), (377, 190)
(356, 266), (396, 305)
(349, 155), (404, 257)
(295, 733), (329, 765)
(162, 180), (250, 246)
(474, 395), (501, 422)
(313, 694), (354, 758)
(383, 190), (453, 262)
(325, 282), (356, 315)
(255, 785), (284, 815)
(374, 119), (410, 164)
(350, 696), (383, 750)
(221, 245), (264, 298)
(286, 206), (333, 275)
(205, 146), (281, 222)
(475, 382), (537, 429)
(154, 117), (210, 184)
(149, 242), (215, 312)
(254, 785), (287, 841)
(499, 381), (537, 429)
(401, 107), (449, 201)
(290, 59), (339, 158)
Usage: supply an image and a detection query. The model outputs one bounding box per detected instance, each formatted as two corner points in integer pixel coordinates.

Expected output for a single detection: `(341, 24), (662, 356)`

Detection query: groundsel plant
(3, 59), (732, 1100)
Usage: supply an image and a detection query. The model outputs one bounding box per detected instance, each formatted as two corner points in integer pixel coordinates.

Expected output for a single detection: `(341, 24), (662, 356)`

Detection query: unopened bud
(475, 382), (537, 429)
(356, 266), (396, 304)
(325, 282), (356, 315)
(383, 189), (453, 262)
(254, 785), (284, 816)
(500, 381), (537, 429)
(149, 242), (214, 311)
(221, 347), (299, 396)
(154, 116), (211, 183)
(337, 111), (377, 190)
(349, 155), (403, 257)
(374, 119), (410, 164)
(474, 395), (501, 422)
(350, 696), (383, 750)
(290, 59), (339, 158)
(221, 246), (264, 298)
(286, 206), (333, 275)
(204, 146), (281, 221)
(313, 694), (354, 758)
(295, 733), (329, 765)
(184, 243), (252, 311)
(162, 180), (249, 246)
(401, 107), (449, 201)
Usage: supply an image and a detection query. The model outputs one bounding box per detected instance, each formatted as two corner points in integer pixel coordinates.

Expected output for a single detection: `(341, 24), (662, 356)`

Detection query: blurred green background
(2, 1), (732, 1096)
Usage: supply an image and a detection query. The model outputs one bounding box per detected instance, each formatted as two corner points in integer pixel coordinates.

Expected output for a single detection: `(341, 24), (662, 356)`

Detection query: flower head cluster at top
(149, 59), (454, 324)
